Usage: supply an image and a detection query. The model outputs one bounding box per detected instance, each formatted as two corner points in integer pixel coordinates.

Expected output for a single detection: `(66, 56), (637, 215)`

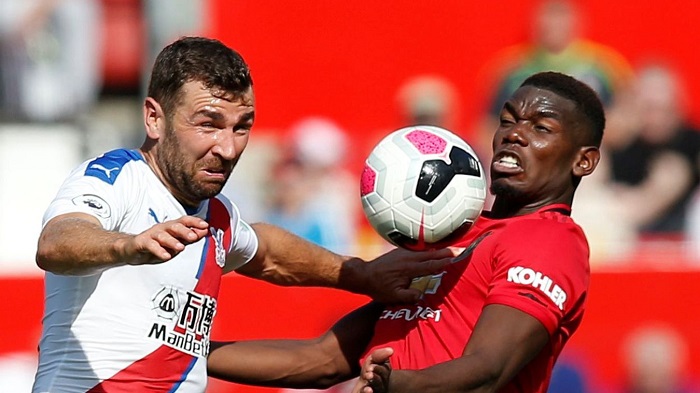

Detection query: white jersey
(32, 149), (259, 393)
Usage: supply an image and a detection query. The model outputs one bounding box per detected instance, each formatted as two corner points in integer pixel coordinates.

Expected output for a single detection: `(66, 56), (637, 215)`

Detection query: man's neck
(490, 198), (572, 219)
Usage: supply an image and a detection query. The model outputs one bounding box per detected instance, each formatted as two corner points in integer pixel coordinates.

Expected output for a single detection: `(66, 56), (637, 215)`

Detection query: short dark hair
(147, 36), (253, 117)
(520, 71), (605, 147)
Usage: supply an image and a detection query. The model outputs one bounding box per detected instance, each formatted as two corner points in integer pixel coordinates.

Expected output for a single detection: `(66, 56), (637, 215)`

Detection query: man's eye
(234, 125), (252, 134)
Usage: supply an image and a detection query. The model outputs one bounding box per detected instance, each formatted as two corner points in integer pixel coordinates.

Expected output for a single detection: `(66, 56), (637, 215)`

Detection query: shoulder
(571, 40), (634, 79)
(210, 195), (255, 238)
(574, 39), (629, 60)
(487, 210), (591, 317)
(492, 209), (590, 265)
(502, 209), (586, 242)
(210, 194), (239, 222)
(480, 43), (537, 84)
(83, 149), (145, 185)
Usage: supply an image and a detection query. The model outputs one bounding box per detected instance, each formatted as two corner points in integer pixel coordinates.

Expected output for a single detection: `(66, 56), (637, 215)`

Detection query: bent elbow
(35, 238), (77, 275)
(35, 242), (62, 273)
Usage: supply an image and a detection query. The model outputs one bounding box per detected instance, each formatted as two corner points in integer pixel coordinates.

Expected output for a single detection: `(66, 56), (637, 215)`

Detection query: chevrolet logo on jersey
(409, 231), (493, 296)
(409, 272), (445, 295)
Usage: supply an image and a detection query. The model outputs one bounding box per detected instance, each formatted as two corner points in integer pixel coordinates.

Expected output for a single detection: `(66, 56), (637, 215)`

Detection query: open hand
(361, 247), (459, 304)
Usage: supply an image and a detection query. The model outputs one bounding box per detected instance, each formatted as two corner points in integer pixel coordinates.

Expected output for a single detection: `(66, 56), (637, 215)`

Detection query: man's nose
(501, 124), (527, 145)
(211, 132), (237, 160)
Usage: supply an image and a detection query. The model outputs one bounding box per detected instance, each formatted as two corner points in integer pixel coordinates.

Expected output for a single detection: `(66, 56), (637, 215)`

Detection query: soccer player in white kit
(32, 37), (453, 393)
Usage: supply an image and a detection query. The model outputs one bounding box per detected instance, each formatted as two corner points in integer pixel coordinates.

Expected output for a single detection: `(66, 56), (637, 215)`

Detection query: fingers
(178, 215), (210, 232)
(171, 216), (210, 241)
(389, 248), (459, 275)
(400, 256), (452, 278)
(400, 246), (461, 261)
(154, 218), (208, 248)
(358, 348), (393, 393)
(359, 363), (375, 385)
(132, 216), (209, 264)
(369, 347), (394, 363)
(388, 287), (424, 304)
(365, 246), (460, 303)
(368, 364), (391, 391)
(360, 348), (393, 381)
(142, 237), (181, 261)
(350, 377), (370, 393)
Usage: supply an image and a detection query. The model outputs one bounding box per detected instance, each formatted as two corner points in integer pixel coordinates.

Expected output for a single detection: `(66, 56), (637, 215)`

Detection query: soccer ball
(360, 125), (487, 251)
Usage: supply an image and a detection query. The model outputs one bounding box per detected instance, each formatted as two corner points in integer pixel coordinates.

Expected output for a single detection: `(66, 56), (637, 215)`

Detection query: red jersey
(365, 204), (590, 393)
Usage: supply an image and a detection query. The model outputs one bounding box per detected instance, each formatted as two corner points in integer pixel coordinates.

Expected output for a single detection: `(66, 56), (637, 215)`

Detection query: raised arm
(233, 222), (456, 304)
(36, 212), (210, 275)
(355, 304), (549, 393)
(208, 302), (384, 389)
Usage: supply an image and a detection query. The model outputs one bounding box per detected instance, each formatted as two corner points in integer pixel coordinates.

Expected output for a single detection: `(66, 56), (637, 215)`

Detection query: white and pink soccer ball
(360, 125), (487, 251)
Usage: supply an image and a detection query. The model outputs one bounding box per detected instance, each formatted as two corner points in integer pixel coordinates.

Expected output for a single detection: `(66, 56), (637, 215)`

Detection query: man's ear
(573, 146), (601, 177)
(144, 97), (166, 140)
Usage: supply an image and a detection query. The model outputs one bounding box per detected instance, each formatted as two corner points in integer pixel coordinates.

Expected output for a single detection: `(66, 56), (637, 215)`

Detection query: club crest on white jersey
(210, 227), (226, 267)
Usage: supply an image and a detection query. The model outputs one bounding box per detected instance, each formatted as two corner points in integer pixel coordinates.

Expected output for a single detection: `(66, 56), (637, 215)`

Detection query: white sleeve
(218, 196), (259, 271)
(228, 220), (259, 270)
(42, 162), (125, 231)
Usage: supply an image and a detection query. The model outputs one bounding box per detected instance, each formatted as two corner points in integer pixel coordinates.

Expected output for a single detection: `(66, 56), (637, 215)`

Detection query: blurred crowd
(1, 0), (698, 267)
(3, 0), (699, 269)
(1, 1), (699, 391)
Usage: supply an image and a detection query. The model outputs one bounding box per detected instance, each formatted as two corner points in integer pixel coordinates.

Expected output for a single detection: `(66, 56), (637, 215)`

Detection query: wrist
(111, 234), (132, 266)
(388, 370), (408, 392)
(337, 256), (370, 296)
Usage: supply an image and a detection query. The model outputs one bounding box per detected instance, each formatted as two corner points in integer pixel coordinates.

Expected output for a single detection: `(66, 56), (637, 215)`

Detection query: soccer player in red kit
(206, 71), (604, 393)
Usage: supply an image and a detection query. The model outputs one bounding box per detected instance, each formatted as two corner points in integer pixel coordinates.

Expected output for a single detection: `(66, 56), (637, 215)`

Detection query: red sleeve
(485, 217), (590, 335)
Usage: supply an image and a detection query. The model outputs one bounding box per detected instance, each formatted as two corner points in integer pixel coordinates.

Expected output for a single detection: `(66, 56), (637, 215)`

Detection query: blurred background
(2, 0), (700, 392)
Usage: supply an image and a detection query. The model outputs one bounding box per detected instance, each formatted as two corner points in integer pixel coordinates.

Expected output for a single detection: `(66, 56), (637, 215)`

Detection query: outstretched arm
(208, 302), (384, 389)
(354, 304), (549, 393)
(233, 223), (456, 304)
(36, 212), (209, 275)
